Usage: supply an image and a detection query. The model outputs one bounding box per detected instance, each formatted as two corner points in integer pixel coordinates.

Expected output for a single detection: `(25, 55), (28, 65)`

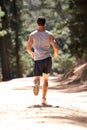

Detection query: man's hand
(49, 34), (59, 61)
(31, 52), (34, 59)
(54, 53), (59, 61)
(26, 34), (34, 59)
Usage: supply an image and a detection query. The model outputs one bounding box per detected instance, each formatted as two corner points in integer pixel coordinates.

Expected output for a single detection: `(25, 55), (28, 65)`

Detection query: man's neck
(38, 26), (45, 32)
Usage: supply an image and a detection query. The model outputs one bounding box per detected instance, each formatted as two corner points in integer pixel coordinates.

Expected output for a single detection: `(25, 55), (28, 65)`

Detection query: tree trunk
(12, 0), (22, 78)
(15, 31), (22, 78)
(0, 0), (10, 81)
(0, 36), (10, 81)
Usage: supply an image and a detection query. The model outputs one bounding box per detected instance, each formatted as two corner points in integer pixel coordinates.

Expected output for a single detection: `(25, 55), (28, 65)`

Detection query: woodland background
(0, 0), (87, 81)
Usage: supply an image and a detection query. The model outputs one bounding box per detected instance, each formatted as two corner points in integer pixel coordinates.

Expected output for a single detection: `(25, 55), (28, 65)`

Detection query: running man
(26, 16), (59, 105)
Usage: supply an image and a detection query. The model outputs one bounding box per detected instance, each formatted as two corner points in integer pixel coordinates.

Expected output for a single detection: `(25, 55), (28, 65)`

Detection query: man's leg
(33, 76), (40, 96)
(34, 76), (40, 86)
(42, 73), (49, 104)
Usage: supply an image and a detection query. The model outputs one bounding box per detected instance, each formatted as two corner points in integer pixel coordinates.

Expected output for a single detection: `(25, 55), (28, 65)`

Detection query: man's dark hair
(37, 16), (46, 26)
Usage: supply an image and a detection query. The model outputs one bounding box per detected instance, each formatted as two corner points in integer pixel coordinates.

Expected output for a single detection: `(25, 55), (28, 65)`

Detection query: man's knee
(43, 73), (49, 80)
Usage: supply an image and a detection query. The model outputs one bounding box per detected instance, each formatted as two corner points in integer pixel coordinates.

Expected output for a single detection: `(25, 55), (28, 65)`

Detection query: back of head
(37, 16), (46, 26)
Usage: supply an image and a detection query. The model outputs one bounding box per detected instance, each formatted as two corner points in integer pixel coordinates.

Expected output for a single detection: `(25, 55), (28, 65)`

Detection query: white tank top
(31, 30), (52, 61)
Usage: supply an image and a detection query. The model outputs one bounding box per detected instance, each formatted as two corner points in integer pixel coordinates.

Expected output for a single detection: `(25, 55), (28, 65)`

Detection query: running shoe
(33, 85), (39, 96)
(41, 98), (47, 105)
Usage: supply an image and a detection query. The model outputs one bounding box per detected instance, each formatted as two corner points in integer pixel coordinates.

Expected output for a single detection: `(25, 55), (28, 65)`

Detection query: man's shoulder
(45, 30), (53, 35)
(31, 30), (38, 35)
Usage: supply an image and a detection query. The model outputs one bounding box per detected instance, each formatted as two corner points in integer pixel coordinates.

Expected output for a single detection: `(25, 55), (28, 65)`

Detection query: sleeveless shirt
(31, 30), (52, 61)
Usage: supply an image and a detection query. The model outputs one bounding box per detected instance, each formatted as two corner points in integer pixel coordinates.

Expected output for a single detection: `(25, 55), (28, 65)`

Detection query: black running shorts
(33, 57), (52, 76)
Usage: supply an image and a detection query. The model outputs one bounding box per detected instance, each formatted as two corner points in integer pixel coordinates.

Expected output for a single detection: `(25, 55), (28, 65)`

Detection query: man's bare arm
(49, 34), (59, 60)
(26, 34), (34, 59)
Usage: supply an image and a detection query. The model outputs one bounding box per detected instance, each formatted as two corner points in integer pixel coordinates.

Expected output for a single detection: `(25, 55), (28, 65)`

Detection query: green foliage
(0, 30), (7, 37)
(0, 0), (25, 79)
(19, 41), (34, 76)
(0, 6), (7, 37)
(52, 53), (76, 74)
(68, 0), (87, 60)
(21, 53), (33, 76)
(0, 6), (4, 17)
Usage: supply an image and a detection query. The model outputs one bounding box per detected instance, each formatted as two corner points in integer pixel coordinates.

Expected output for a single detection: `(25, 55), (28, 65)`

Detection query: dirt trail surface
(0, 76), (87, 130)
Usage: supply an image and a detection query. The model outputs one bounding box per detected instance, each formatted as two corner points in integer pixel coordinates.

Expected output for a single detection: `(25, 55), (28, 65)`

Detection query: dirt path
(0, 77), (87, 130)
